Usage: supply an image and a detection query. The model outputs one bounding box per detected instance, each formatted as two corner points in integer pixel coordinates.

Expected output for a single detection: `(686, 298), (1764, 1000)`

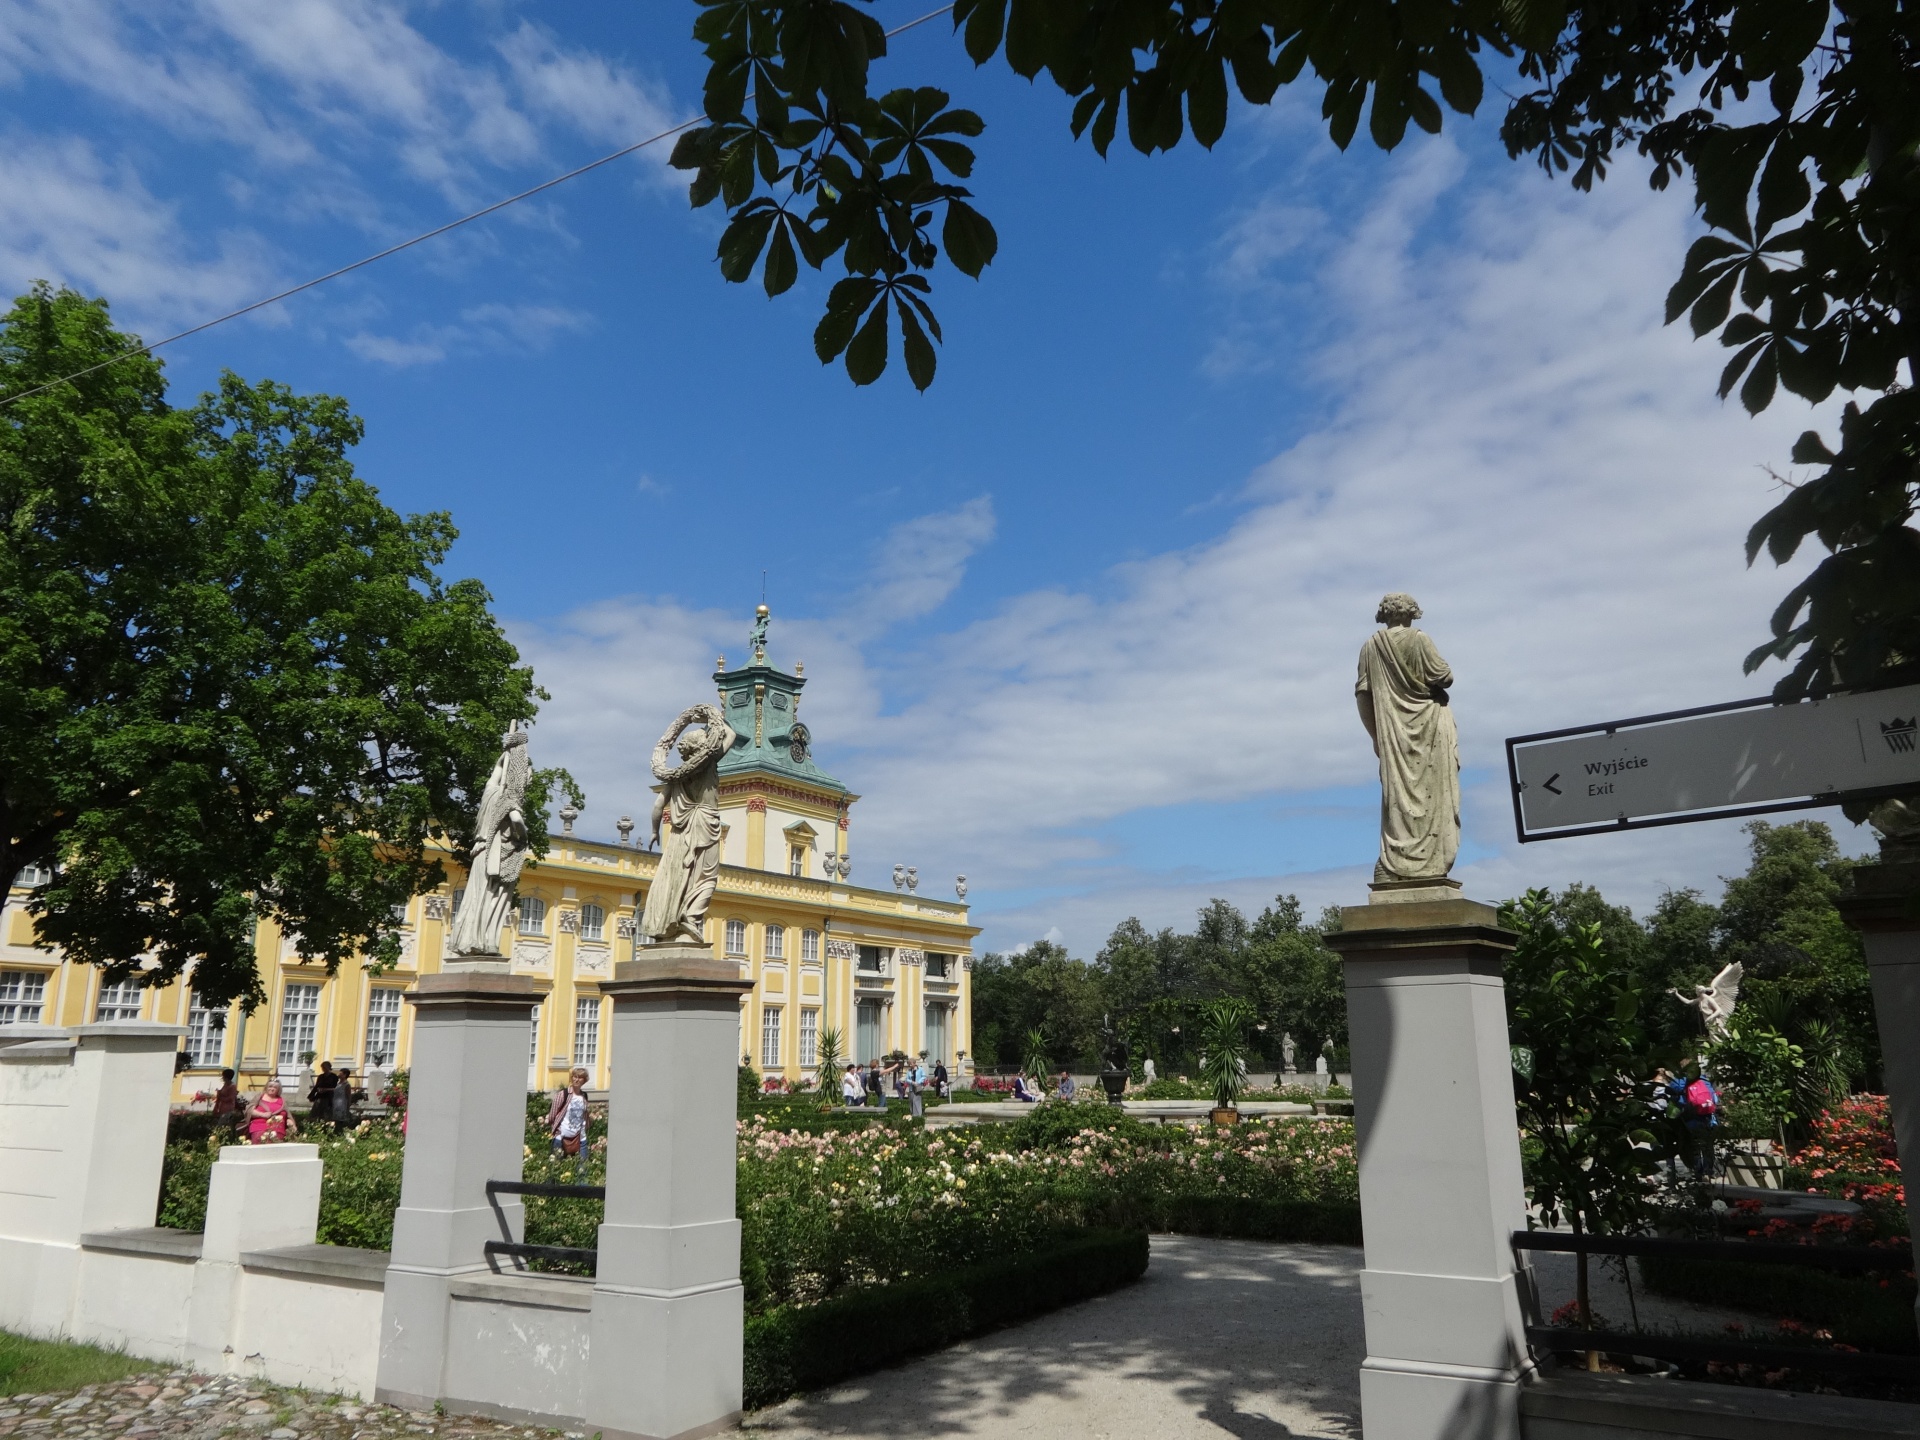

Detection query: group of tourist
(1008, 1069), (1075, 1103)
(202, 1059), (375, 1143)
(838, 1056), (950, 1108)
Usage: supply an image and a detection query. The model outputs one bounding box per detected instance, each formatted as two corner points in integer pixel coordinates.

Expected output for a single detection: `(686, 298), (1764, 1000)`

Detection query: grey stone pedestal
(1836, 859), (1920, 1343)
(585, 944), (753, 1440)
(1324, 897), (1530, 1440)
(376, 959), (541, 1413)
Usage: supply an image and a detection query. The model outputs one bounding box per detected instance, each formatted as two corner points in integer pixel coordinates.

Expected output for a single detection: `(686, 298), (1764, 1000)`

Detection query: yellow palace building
(0, 614), (978, 1101)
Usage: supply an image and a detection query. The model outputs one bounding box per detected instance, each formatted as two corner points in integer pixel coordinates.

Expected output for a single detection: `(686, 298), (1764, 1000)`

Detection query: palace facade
(0, 614), (977, 1100)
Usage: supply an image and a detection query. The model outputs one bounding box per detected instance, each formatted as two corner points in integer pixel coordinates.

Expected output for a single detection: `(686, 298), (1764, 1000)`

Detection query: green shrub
(739, 1064), (762, 1111)
(1636, 1253), (1918, 1354)
(743, 1228), (1147, 1409)
(156, 1135), (218, 1232)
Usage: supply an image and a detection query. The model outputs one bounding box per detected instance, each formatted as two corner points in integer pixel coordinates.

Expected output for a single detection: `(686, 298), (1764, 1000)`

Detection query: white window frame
(185, 993), (225, 1068)
(724, 919), (747, 956)
(529, 1003), (542, 1067)
(95, 978), (143, 1023)
(574, 996), (601, 1071)
(0, 969), (47, 1025)
(801, 929), (820, 964)
(579, 902), (606, 941)
(765, 924), (785, 960)
(789, 845), (805, 878)
(760, 1006), (782, 1070)
(278, 983), (321, 1067)
(518, 897), (548, 936)
(799, 1008), (819, 1068)
(364, 988), (403, 1068)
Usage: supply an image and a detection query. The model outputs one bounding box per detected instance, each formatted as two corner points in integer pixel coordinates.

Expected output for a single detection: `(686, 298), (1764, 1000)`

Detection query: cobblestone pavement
(0, 1375), (570, 1440)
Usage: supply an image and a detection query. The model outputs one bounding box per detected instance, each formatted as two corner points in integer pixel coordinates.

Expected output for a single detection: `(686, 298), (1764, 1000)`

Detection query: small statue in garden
(1355, 593), (1460, 886)
(449, 725), (532, 957)
(1281, 1032), (1297, 1073)
(641, 704), (737, 945)
(1671, 960), (1743, 1041)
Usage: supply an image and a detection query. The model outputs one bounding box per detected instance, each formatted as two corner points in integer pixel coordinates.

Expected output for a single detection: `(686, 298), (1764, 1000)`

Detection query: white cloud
(343, 301), (592, 367)
(513, 135), (1861, 956)
(844, 497), (997, 637)
(0, 135), (280, 332)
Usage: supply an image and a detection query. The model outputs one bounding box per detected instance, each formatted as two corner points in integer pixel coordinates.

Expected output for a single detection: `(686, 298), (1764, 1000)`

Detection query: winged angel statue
(1671, 961), (1743, 1041)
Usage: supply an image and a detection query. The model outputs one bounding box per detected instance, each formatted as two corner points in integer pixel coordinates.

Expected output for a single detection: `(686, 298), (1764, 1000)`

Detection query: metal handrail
(1525, 1326), (1920, 1382)
(1512, 1229), (1915, 1273)
(1512, 1229), (1919, 1381)
(484, 1240), (597, 1267)
(486, 1179), (606, 1201)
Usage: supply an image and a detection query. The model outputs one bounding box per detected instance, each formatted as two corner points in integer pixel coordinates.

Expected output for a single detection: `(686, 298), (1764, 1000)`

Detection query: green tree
(1711, 820), (1878, 1090)
(676, 0), (1919, 693)
(1503, 890), (1679, 1330)
(1, 285), (568, 1008)
(967, 940), (1101, 1067)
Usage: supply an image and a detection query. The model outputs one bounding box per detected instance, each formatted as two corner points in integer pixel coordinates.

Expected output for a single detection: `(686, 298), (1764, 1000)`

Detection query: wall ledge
(449, 1270), (596, 1312)
(80, 1227), (204, 1261)
(1519, 1371), (1920, 1438)
(242, 1243), (388, 1286)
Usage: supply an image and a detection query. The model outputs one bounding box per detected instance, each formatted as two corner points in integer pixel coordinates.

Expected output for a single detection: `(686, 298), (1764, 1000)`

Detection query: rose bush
(157, 1095), (1361, 1317)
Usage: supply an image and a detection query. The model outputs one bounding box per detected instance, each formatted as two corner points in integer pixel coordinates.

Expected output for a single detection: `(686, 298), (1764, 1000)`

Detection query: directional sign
(1507, 683), (1920, 842)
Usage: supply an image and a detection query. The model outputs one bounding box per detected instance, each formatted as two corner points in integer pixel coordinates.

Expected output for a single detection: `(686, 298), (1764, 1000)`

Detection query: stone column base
(1360, 1360), (1523, 1440)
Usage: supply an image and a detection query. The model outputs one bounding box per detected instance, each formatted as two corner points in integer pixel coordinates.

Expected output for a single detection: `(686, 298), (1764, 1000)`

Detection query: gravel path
(744, 1235), (1368, 1440)
(0, 1375), (560, 1440)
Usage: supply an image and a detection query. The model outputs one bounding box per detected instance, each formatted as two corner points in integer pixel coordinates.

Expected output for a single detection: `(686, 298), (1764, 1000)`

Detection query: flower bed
(157, 1097), (1361, 1310)
(1637, 1095), (1915, 1358)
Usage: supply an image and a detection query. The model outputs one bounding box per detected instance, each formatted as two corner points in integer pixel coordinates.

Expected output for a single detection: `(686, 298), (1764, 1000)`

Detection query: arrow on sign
(1543, 774), (1562, 796)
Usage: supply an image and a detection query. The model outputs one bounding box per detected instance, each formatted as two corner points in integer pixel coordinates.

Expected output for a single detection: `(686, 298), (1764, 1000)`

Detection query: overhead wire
(0, 4), (956, 411)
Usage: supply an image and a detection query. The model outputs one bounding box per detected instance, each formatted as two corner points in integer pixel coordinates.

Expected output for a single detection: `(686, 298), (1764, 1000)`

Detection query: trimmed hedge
(743, 1227), (1149, 1409)
(1636, 1253), (1919, 1355)
(1128, 1195), (1361, 1245)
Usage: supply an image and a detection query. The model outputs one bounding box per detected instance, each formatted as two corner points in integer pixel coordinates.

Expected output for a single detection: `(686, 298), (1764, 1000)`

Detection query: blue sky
(0, 1), (1875, 953)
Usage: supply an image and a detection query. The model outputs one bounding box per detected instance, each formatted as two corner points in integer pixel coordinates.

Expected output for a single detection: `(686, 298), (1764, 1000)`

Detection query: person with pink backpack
(1673, 1066), (1721, 1177)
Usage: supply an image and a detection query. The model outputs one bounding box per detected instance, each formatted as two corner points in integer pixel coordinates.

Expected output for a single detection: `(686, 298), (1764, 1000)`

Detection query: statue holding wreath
(642, 703), (736, 945)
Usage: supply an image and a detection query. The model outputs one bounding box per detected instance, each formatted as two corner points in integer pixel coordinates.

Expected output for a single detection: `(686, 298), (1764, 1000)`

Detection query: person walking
(549, 1067), (592, 1177)
(307, 1061), (337, 1119)
(932, 1060), (949, 1100)
(866, 1060), (884, 1109)
(245, 1079), (296, 1143)
(332, 1066), (357, 1130)
(212, 1068), (240, 1119)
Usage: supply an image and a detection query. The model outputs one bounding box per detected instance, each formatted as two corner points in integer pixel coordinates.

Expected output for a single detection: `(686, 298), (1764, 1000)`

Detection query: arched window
(765, 925), (785, 960)
(519, 898), (548, 935)
(724, 919), (747, 956)
(580, 902), (606, 941)
(801, 929), (820, 963)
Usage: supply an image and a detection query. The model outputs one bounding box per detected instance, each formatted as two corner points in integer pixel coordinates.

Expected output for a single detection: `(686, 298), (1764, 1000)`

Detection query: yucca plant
(815, 1026), (843, 1103)
(1198, 999), (1256, 1114)
(1022, 1028), (1051, 1089)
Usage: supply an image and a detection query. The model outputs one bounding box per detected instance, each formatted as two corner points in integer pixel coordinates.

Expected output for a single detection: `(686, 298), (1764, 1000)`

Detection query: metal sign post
(1506, 683), (1920, 842)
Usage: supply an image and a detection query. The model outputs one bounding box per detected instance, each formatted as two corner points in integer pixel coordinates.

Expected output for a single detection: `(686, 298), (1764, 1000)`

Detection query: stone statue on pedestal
(1671, 960), (1744, 1042)
(1356, 593), (1461, 887)
(1281, 1032), (1297, 1073)
(641, 704), (737, 946)
(449, 726), (532, 957)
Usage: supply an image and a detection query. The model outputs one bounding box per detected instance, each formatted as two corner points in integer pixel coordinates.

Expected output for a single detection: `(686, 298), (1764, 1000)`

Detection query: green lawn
(0, 1330), (161, 1394)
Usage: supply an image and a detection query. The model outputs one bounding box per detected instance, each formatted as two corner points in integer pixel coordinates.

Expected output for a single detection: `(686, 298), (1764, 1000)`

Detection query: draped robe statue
(449, 727), (532, 956)
(642, 704), (736, 945)
(1355, 594), (1461, 884)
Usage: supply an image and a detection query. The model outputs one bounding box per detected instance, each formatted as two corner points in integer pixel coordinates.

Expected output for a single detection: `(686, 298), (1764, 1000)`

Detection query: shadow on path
(744, 1235), (1365, 1439)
